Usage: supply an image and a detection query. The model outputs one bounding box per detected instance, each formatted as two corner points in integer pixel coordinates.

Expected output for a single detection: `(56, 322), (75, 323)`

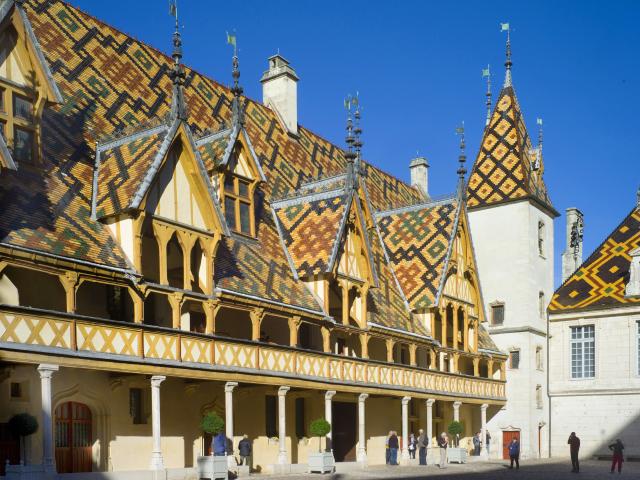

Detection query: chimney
(409, 156), (430, 199)
(260, 54), (299, 135)
(626, 247), (640, 297)
(561, 207), (584, 281)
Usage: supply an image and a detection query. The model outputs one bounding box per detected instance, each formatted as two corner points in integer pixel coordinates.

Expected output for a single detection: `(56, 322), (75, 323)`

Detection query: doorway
(332, 402), (357, 462)
(55, 402), (92, 473)
(0, 423), (20, 475)
(502, 430), (520, 460)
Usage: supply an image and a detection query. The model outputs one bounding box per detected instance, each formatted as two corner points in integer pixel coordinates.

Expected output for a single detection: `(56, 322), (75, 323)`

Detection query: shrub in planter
(309, 418), (331, 453)
(201, 411), (225, 435)
(447, 420), (464, 447)
(8, 413), (38, 465)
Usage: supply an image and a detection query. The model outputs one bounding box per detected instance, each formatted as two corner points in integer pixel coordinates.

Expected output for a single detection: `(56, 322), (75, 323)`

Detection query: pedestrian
(385, 431), (391, 464)
(486, 431), (492, 456)
(212, 431), (226, 456)
(388, 431), (399, 465)
(238, 434), (251, 466)
(508, 437), (520, 470)
(417, 428), (427, 466)
(408, 433), (417, 459)
(437, 432), (448, 469)
(568, 431), (580, 473)
(473, 431), (481, 456)
(609, 439), (624, 474)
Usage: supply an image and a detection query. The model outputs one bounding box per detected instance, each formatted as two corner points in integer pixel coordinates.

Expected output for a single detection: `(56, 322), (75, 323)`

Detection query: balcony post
(149, 375), (166, 469)
(357, 393), (368, 464)
(38, 364), (59, 473)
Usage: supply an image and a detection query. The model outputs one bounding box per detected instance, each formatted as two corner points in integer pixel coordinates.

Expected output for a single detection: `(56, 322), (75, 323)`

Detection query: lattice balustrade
(76, 322), (139, 356)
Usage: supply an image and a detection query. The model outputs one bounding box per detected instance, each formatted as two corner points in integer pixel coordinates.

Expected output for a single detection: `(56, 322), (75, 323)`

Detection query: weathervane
(500, 22), (512, 87)
(482, 64), (492, 126)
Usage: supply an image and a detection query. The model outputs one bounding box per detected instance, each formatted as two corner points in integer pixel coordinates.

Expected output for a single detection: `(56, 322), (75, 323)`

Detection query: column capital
(37, 364), (59, 378)
(426, 398), (435, 407)
(278, 386), (290, 396)
(358, 393), (369, 402)
(150, 375), (166, 387)
(481, 403), (489, 411)
(225, 381), (238, 393)
(325, 390), (337, 400)
(452, 401), (462, 409)
(401, 396), (411, 405)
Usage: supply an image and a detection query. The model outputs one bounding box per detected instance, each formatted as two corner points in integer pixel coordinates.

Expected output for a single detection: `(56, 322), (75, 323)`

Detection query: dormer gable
(0, 0), (62, 170)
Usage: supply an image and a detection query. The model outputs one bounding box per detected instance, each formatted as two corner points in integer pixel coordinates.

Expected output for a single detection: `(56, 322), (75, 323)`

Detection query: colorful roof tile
(550, 206), (640, 312)
(376, 199), (458, 310)
(467, 85), (554, 214)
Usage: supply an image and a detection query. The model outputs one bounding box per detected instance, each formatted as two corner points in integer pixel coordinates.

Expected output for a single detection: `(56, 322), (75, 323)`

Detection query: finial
(482, 65), (492, 126)
(637, 185), (640, 209)
(344, 95), (357, 185)
(227, 32), (243, 125)
(168, 0), (186, 121)
(537, 117), (543, 148)
(500, 22), (512, 88)
(353, 92), (363, 158)
(532, 117), (543, 171)
(455, 123), (467, 199)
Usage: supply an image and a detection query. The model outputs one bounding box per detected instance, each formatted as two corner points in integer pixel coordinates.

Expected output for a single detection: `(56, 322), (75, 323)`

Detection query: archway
(55, 402), (93, 473)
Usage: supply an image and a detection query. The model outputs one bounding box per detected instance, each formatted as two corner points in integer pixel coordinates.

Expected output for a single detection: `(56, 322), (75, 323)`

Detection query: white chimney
(260, 54), (299, 135)
(409, 156), (430, 199)
(561, 207), (584, 282)
(626, 247), (640, 297)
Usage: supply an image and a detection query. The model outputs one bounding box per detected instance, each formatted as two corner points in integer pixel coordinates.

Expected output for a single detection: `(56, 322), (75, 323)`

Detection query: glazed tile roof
(550, 206), (640, 312)
(376, 198), (459, 310)
(196, 128), (232, 172)
(467, 85), (554, 214)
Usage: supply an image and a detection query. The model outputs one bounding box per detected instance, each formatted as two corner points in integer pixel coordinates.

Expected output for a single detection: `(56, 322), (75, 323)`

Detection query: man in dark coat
(238, 434), (251, 466)
(508, 437), (520, 470)
(212, 431), (227, 456)
(388, 431), (399, 465)
(568, 432), (580, 472)
(417, 429), (427, 465)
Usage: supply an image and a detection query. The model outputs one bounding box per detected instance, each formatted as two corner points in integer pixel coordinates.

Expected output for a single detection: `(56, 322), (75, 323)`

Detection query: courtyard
(261, 459), (638, 479)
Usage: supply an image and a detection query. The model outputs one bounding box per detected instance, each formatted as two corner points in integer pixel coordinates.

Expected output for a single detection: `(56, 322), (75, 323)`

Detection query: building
(0, 0), (507, 477)
(466, 32), (558, 459)
(548, 191), (640, 459)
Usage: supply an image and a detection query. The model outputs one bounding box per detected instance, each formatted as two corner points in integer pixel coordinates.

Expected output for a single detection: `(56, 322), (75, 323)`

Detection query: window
(265, 395), (277, 437)
(129, 388), (146, 424)
(509, 350), (520, 369)
(536, 346), (544, 371)
(535, 385), (543, 409)
(538, 292), (546, 319)
(538, 221), (545, 257)
(10, 382), (22, 399)
(491, 303), (505, 326)
(295, 398), (305, 438)
(0, 85), (36, 165)
(571, 325), (595, 379)
(222, 173), (254, 236)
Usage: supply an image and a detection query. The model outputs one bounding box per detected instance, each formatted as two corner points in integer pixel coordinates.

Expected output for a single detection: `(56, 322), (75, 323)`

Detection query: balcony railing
(0, 305), (505, 400)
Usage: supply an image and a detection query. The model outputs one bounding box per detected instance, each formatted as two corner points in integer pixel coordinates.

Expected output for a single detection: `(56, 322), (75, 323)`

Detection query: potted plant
(197, 412), (229, 480)
(446, 420), (467, 464)
(307, 418), (334, 473)
(8, 413), (38, 465)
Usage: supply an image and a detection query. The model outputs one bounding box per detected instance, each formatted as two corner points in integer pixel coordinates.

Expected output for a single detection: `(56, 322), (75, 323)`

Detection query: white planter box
(308, 452), (335, 474)
(4, 464), (45, 480)
(447, 447), (468, 464)
(197, 455), (228, 480)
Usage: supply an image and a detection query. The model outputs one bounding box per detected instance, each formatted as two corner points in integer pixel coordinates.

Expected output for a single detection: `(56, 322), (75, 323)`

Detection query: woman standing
(609, 439), (625, 474)
(437, 432), (448, 469)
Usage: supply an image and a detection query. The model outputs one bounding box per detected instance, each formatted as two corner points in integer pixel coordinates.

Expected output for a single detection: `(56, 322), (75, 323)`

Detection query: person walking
(212, 431), (227, 456)
(508, 437), (520, 470)
(408, 433), (417, 459)
(486, 431), (492, 456)
(568, 432), (580, 473)
(388, 431), (399, 465)
(385, 431), (391, 464)
(609, 439), (624, 474)
(417, 429), (427, 466)
(473, 432), (481, 456)
(238, 434), (251, 466)
(437, 432), (448, 469)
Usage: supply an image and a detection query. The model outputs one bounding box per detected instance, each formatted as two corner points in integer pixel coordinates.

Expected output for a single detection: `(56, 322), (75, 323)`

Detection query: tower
(466, 26), (558, 459)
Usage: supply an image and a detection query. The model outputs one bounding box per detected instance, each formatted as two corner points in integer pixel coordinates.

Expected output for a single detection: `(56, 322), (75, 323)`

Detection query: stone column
(453, 401), (461, 421)
(38, 364), (59, 473)
(277, 386), (290, 464)
(325, 391), (336, 451)
(357, 393), (368, 463)
(401, 396), (411, 462)
(149, 375), (166, 469)
(480, 403), (489, 458)
(225, 382), (238, 466)
(426, 399), (435, 448)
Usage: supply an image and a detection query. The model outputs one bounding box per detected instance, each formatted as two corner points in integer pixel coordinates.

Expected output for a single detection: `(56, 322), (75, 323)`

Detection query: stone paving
(255, 459), (639, 479)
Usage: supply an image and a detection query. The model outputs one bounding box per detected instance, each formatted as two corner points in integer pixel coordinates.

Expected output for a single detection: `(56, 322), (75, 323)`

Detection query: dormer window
(0, 80), (36, 165)
(220, 147), (258, 237)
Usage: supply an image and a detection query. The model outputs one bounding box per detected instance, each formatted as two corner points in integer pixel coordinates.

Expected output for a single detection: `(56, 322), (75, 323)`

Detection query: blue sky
(73, 0), (640, 286)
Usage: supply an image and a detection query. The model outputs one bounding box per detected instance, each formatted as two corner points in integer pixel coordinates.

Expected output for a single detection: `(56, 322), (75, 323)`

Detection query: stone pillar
(453, 401), (461, 422)
(357, 393), (368, 463)
(149, 375), (166, 469)
(321, 326), (331, 353)
(409, 344), (417, 367)
(360, 333), (369, 360)
(277, 386), (290, 464)
(168, 292), (183, 329)
(288, 316), (301, 347)
(204, 299), (219, 335)
(385, 338), (395, 363)
(325, 391), (336, 451)
(401, 396), (411, 462)
(225, 382), (238, 466)
(480, 403), (488, 458)
(38, 364), (59, 473)
(59, 272), (78, 313)
(473, 357), (480, 377)
(426, 399), (435, 448)
(250, 308), (265, 341)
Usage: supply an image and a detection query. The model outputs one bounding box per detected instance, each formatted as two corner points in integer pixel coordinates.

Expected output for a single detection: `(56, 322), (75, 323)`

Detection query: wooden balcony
(0, 305), (505, 401)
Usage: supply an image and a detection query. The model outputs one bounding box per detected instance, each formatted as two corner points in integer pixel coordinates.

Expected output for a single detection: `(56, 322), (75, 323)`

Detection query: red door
(0, 423), (20, 475)
(55, 402), (92, 473)
(502, 430), (520, 460)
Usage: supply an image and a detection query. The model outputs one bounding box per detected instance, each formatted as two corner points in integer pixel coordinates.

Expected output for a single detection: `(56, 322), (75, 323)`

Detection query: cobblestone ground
(256, 459), (639, 479)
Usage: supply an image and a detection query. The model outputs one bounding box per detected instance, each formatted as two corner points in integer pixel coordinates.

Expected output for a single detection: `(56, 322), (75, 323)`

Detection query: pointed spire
(636, 185), (640, 209)
(169, 0), (187, 121)
(500, 22), (512, 88)
(456, 122), (467, 199)
(227, 31), (244, 126)
(352, 92), (363, 184)
(482, 64), (492, 126)
(344, 95), (357, 189)
(533, 117), (543, 171)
